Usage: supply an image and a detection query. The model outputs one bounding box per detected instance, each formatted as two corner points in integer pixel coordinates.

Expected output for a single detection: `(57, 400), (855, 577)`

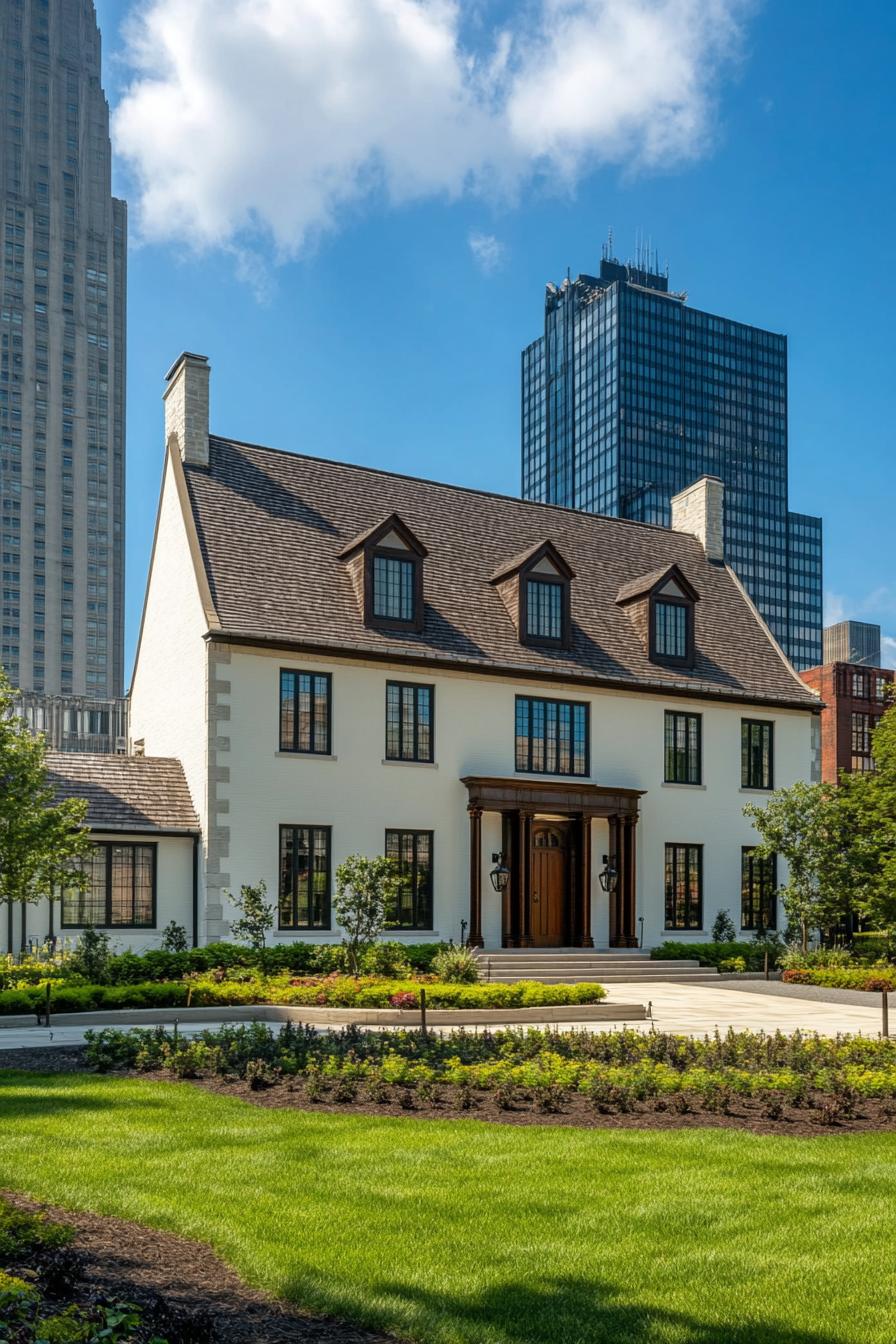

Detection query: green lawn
(1, 1072), (896, 1344)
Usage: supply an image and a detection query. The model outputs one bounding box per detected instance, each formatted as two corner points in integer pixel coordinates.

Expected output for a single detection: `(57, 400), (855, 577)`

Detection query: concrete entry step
(474, 948), (714, 984)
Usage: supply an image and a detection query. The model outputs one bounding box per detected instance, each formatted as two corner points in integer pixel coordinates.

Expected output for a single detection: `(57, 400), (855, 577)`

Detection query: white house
(79, 351), (818, 956)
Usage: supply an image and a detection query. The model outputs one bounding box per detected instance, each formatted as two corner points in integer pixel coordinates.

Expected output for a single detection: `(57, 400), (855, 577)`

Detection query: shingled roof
(176, 436), (819, 711)
(46, 753), (199, 834)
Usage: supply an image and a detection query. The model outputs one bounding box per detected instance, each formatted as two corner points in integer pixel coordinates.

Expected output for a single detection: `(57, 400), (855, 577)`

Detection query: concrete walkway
(0, 981), (890, 1051)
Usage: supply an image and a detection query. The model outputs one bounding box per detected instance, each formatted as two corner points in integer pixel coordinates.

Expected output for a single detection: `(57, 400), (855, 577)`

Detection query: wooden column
(518, 809), (533, 947)
(467, 805), (484, 948)
(608, 814), (621, 947)
(577, 813), (594, 947)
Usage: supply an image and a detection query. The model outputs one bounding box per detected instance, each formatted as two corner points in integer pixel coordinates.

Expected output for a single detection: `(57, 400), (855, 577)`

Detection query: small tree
(0, 670), (90, 948)
(840, 700), (896, 930)
(161, 920), (189, 953)
(744, 781), (856, 953)
(711, 909), (737, 943)
(333, 855), (400, 975)
(229, 880), (274, 950)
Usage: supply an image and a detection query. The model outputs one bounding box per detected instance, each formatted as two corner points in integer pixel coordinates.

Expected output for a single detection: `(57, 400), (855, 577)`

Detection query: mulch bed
(3, 1046), (896, 1136)
(2, 1191), (395, 1344)
(192, 1074), (896, 1137)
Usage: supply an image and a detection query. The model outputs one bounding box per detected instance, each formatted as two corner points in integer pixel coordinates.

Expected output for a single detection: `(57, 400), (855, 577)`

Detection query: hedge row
(0, 976), (607, 1017)
(650, 941), (778, 971)
(782, 968), (896, 993)
(94, 940), (444, 985)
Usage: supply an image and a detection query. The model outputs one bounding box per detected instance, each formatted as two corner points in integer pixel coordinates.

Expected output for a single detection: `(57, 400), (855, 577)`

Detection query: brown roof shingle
(180, 437), (818, 711)
(46, 753), (199, 833)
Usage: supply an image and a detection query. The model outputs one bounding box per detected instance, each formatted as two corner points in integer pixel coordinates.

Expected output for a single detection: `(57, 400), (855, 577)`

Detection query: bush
(718, 956), (747, 974)
(711, 910), (737, 943)
(161, 920), (189, 953)
(431, 945), (480, 984)
(66, 926), (111, 984)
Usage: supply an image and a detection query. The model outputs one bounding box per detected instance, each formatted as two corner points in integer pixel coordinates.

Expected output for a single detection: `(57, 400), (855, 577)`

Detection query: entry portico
(463, 776), (644, 950)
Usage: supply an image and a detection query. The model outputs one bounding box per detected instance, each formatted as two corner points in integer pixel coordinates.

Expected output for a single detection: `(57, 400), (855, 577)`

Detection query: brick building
(800, 662), (894, 782)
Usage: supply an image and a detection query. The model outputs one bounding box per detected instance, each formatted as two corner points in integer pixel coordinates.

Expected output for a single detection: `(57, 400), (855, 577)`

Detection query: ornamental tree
(0, 670), (90, 944)
(841, 700), (896, 929)
(743, 780), (857, 952)
(229, 880), (274, 950)
(334, 854), (400, 975)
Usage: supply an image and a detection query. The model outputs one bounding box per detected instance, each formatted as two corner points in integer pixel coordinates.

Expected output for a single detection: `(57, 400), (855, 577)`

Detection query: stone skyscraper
(1, 0), (125, 697)
(521, 249), (823, 670)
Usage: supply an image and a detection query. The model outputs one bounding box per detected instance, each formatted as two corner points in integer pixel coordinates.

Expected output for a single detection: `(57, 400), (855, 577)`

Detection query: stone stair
(475, 948), (714, 985)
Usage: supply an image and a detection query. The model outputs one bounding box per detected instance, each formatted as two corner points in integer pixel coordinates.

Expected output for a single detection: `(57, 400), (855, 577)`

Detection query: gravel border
(713, 979), (896, 1008)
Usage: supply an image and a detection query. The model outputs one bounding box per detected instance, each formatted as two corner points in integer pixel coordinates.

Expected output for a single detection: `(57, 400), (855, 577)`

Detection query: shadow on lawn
(347, 1274), (852, 1344)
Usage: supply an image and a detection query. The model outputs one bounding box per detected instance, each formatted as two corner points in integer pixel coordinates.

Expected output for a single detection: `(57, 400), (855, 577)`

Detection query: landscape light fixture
(598, 854), (618, 894)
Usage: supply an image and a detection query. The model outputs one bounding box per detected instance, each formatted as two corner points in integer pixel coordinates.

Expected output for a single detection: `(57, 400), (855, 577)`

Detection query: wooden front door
(530, 822), (569, 946)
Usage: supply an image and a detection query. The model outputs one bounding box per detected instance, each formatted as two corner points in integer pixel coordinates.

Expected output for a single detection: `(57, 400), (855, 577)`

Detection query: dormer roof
(616, 564), (700, 607)
(337, 512), (428, 561)
(490, 539), (575, 586)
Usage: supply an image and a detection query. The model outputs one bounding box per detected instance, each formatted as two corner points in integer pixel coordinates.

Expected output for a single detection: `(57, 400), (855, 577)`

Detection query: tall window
(62, 843), (155, 928)
(279, 825), (331, 930)
(851, 712), (877, 773)
(664, 711), (701, 784)
(385, 830), (433, 929)
(654, 600), (688, 660)
(386, 682), (433, 762)
(664, 844), (703, 930)
(373, 555), (414, 622)
(280, 670), (331, 754)
(526, 579), (563, 642)
(741, 719), (774, 789)
(741, 849), (777, 931)
(515, 695), (588, 776)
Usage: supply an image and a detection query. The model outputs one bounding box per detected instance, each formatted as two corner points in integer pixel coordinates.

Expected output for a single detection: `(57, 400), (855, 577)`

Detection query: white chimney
(164, 352), (210, 466)
(671, 475), (725, 562)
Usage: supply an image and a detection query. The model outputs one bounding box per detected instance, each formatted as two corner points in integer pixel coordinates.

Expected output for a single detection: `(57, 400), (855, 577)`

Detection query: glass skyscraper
(521, 253), (822, 669)
(0, 0), (126, 697)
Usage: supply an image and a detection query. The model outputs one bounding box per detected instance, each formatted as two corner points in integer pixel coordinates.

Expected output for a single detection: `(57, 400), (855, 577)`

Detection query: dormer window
(491, 540), (574, 651)
(338, 513), (427, 633)
(616, 564), (699, 669)
(373, 553), (414, 622)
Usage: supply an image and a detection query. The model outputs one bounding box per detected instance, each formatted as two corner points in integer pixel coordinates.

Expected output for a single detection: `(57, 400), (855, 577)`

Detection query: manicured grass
(2, 1073), (896, 1343)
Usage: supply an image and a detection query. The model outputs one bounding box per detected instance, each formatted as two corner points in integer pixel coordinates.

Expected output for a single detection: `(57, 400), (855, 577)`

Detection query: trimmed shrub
(782, 968), (896, 993)
(651, 940), (779, 971)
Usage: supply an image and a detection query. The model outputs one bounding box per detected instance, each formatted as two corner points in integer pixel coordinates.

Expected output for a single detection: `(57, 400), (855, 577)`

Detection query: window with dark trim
(515, 695), (588, 776)
(386, 682), (434, 762)
(741, 848), (777, 931)
(525, 578), (564, 642)
(741, 719), (774, 789)
(851, 712), (879, 773)
(654, 600), (689, 660)
(664, 843), (703, 930)
(385, 829), (433, 929)
(664, 711), (701, 784)
(61, 843), (156, 928)
(279, 670), (331, 754)
(373, 554), (415, 622)
(279, 825), (331, 930)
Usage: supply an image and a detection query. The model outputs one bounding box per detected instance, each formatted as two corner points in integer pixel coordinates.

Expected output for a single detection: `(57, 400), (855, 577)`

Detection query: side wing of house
(129, 443), (214, 854)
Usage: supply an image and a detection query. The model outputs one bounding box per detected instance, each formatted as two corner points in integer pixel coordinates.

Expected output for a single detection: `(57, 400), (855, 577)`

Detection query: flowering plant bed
(782, 968), (896, 993)
(77, 1023), (896, 1134)
(0, 973), (606, 1017)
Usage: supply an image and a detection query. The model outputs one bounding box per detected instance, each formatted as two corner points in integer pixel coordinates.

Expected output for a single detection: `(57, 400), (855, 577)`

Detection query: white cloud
(468, 230), (505, 272)
(824, 590), (847, 626)
(883, 635), (896, 670)
(113, 0), (747, 266)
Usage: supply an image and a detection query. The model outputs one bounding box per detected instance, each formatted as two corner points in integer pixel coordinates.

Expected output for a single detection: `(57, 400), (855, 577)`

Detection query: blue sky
(92, 0), (896, 678)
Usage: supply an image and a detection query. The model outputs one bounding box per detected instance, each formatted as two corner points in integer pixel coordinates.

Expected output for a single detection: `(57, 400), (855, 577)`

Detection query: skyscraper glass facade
(0, 0), (126, 697)
(521, 257), (822, 669)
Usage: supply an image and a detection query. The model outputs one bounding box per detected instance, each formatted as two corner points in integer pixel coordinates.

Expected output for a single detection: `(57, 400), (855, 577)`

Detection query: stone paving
(0, 981), (889, 1051)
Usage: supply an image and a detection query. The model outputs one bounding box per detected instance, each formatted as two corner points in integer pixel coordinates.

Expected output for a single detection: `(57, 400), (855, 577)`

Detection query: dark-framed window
(386, 682), (434, 762)
(373, 553), (415, 623)
(279, 670), (331, 754)
(741, 719), (774, 789)
(664, 711), (702, 784)
(851, 712), (878, 773)
(664, 843), (703, 931)
(653, 599), (690, 662)
(279, 825), (331, 930)
(61, 843), (156, 929)
(515, 695), (588, 776)
(525, 578), (564, 643)
(741, 848), (777, 931)
(385, 829), (433, 929)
